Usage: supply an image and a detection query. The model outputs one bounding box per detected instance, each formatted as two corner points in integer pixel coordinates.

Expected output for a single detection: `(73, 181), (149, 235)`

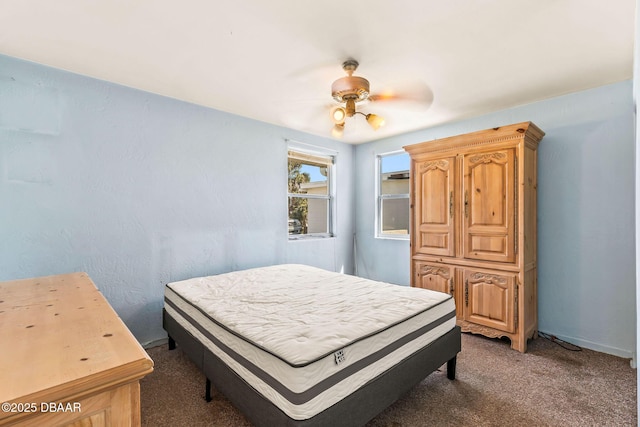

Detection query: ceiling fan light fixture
(330, 106), (346, 124)
(366, 113), (385, 130)
(325, 59), (396, 136)
(331, 123), (345, 138)
(345, 99), (356, 117)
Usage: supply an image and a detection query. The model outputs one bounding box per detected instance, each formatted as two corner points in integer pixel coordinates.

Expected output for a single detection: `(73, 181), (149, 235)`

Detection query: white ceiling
(0, 1), (635, 143)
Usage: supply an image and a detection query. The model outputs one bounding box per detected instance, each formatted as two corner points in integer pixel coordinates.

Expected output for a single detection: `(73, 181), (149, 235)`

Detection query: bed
(162, 264), (461, 426)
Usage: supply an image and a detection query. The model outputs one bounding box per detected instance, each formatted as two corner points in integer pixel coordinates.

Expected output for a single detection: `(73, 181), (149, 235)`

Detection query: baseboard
(539, 330), (635, 366)
(143, 337), (168, 350)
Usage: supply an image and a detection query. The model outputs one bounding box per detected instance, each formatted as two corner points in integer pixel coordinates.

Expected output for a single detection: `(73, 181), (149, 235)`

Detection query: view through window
(288, 149), (333, 237)
(378, 152), (410, 237)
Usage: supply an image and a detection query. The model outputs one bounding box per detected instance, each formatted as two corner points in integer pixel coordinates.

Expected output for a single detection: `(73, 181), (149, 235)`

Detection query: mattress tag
(334, 349), (345, 365)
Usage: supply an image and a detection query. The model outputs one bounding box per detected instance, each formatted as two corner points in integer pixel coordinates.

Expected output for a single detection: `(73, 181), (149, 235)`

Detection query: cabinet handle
(449, 191), (454, 218)
(464, 279), (469, 306)
(464, 191), (469, 218)
(449, 278), (454, 295)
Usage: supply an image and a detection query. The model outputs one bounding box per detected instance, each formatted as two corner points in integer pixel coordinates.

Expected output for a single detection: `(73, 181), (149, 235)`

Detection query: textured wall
(354, 81), (635, 358)
(0, 54), (355, 346)
(1, 52), (634, 358)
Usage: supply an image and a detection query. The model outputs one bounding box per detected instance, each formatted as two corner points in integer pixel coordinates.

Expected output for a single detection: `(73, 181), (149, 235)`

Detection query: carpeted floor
(140, 333), (636, 426)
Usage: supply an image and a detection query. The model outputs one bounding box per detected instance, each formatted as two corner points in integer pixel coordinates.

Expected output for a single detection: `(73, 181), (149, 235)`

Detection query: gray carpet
(140, 333), (636, 426)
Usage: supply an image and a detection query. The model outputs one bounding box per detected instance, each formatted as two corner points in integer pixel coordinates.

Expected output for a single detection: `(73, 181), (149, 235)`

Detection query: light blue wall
(1, 53), (635, 358)
(355, 81), (636, 358)
(633, 0), (639, 405)
(0, 54), (356, 346)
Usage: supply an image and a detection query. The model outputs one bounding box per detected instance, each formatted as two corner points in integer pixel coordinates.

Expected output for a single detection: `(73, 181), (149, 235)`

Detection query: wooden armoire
(404, 122), (544, 352)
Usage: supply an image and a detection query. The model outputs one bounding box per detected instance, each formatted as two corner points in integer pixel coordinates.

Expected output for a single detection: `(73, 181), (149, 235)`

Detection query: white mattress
(164, 264), (456, 420)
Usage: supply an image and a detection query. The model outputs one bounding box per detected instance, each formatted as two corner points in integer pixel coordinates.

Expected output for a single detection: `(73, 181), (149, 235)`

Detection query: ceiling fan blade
(287, 61), (344, 83)
(368, 82), (434, 111)
(279, 100), (337, 132)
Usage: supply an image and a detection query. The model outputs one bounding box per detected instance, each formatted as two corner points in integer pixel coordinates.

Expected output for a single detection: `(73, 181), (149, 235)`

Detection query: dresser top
(0, 272), (154, 407)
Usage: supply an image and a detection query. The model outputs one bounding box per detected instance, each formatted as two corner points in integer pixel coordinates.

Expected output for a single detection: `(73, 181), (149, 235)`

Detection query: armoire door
(462, 149), (516, 263)
(414, 261), (454, 295)
(414, 157), (456, 257)
(463, 268), (516, 333)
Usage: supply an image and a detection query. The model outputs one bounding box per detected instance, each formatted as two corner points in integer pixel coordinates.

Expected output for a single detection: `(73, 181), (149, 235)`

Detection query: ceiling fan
(329, 59), (385, 138)
(328, 59), (432, 138)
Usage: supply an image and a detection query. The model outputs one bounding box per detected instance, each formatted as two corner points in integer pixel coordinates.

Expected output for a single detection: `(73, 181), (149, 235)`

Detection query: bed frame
(163, 308), (461, 427)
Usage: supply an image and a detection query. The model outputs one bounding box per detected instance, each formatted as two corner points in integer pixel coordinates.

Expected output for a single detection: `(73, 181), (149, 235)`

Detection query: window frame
(376, 150), (410, 240)
(287, 145), (336, 240)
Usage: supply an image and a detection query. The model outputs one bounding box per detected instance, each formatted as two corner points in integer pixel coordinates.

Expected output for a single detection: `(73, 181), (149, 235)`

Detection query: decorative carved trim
(469, 272), (507, 285)
(468, 152), (507, 164)
(458, 321), (512, 339)
(419, 265), (450, 278)
(419, 159), (449, 173)
(406, 135), (523, 156)
(403, 122), (544, 157)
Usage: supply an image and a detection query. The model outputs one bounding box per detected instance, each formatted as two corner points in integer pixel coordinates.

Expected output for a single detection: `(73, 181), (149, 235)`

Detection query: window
(288, 149), (334, 238)
(377, 152), (410, 238)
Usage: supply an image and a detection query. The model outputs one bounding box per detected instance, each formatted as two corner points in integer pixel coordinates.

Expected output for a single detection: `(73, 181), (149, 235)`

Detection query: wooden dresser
(404, 122), (544, 352)
(0, 272), (154, 426)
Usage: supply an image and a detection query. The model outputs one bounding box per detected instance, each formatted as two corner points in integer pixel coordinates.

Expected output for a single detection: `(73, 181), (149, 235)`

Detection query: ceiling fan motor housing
(331, 76), (370, 103)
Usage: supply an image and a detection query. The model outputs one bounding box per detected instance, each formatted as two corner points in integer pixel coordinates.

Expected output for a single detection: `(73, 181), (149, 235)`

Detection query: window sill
(375, 234), (409, 241)
(288, 234), (334, 241)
